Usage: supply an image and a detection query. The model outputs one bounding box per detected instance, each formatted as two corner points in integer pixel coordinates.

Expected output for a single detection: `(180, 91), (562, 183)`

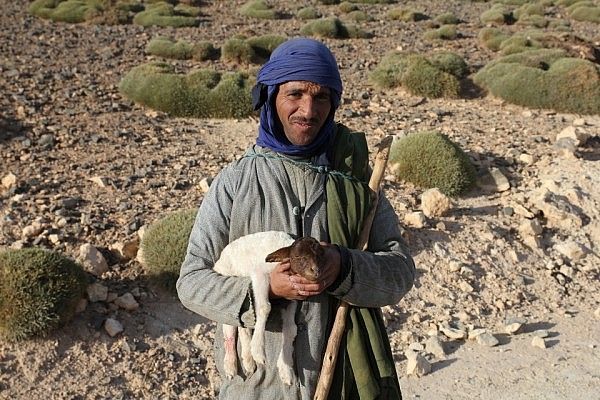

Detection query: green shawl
(325, 124), (402, 400)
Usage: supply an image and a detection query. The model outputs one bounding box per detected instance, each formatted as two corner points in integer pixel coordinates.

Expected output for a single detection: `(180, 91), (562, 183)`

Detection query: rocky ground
(1, 0), (600, 399)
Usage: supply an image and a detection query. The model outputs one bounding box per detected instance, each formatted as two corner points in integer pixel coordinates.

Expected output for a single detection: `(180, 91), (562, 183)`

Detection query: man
(177, 38), (415, 399)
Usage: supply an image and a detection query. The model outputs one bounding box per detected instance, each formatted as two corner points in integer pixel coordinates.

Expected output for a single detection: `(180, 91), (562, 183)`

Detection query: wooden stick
(313, 135), (394, 400)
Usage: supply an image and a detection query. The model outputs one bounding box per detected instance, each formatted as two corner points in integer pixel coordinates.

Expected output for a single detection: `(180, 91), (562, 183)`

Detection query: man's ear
(265, 246), (291, 262)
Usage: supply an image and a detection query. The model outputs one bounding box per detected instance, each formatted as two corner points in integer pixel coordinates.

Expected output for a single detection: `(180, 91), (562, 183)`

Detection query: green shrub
(434, 12), (459, 25)
(192, 41), (218, 61)
(318, 0), (340, 4)
(570, 6), (600, 22)
(221, 35), (285, 64)
(0, 248), (87, 342)
(297, 6), (321, 20)
(146, 37), (194, 59)
(566, 1), (595, 12)
(119, 63), (254, 118)
(347, 0), (395, 3)
(140, 209), (197, 292)
(339, 1), (359, 13)
(429, 51), (469, 78)
(480, 4), (512, 24)
(347, 10), (371, 22)
(474, 49), (600, 114)
(498, 31), (545, 55)
(370, 52), (461, 98)
(389, 132), (476, 196)
(478, 27), (511, 51)
(515, 14), (548, 28)
(133, 1), (199, 27)
(240, 0), (280, 19)
(424, 24), (458, 40)
(29, 0), (105, 23)
(513, 3), (544, 20)
(387, 7), (428, 21)
(300, 17), (370, 38)
(222, 38), (255, 64)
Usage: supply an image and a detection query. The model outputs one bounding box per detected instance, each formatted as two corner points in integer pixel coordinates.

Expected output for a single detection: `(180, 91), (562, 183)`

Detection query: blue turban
(252, 38), (343, 157)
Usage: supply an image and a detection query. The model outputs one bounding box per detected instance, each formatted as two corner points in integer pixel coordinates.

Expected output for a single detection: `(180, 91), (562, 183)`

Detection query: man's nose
(298, 96), (317, 118)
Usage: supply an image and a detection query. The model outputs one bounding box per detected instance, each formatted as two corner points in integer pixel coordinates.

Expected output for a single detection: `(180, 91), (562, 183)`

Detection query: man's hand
(269, 243), (341, 300)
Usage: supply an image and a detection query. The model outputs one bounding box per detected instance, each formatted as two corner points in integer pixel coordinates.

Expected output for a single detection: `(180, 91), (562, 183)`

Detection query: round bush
(0, 248), (87, 342)
(140, 209), (197, 291)
(390, 132), (476, 196)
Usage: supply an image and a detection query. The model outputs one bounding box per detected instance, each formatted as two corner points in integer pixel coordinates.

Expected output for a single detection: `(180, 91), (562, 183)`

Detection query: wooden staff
(314, 135), (394, 400)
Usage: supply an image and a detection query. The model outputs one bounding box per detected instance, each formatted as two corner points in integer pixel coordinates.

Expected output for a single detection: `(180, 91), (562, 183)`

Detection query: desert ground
(1, 0), (599, 399)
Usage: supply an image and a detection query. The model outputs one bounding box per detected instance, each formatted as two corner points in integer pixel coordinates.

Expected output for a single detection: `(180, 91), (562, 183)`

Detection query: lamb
(213, 230), (325, 385)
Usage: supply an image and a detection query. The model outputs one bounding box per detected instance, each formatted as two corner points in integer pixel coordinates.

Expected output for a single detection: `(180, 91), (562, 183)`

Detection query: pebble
(405, 350), (431, 377)
(404, 211), (426, 228)
(475, 332), (499, 347)
(504, 318), (526, 335)
(459, 281), (474, 293)
(87, 282), (109, 302)
(104, 318), (124, 337)
(518, 219), (543, 237)
(421, 188), (452, 218)
(425, 335), (446, 359)
(1, 172), (17, 189)
(114, 292), (140, 311)
(110, 238), (140, 260)
(448, 260), (462, 273)
(439, 324), (467, 340)
(595, 307), (600, 320)
(22, 222), (44, 239)
(554, 137), (577, 158)
(79, 243), (109, 276)
(532, 330), (549, 338)
(531, 336), (546, 349)
(554, 241), (586, 261)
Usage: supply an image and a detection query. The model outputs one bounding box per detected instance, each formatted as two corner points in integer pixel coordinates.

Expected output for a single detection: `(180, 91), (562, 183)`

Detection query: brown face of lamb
(265, 237), (324, 282)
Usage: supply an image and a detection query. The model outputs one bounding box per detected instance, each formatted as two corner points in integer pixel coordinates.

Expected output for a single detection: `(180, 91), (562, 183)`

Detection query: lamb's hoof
(251, 349), (266, 365)
(277, 360), (294, 386)
(242, 358), (256, 375)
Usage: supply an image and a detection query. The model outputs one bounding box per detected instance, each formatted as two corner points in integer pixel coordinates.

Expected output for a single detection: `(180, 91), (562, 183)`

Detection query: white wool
(213, 231), (298, 385)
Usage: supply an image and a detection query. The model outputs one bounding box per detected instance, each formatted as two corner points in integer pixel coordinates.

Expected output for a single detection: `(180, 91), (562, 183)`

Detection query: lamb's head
(265, 237), (325, 281)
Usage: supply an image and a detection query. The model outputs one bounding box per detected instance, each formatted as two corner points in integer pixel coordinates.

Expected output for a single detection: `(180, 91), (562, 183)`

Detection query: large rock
(477, 168), (510, 192)
(79, 244), (109, 276)
(556, 126), (590, 147)
(421, 188), (452, 218)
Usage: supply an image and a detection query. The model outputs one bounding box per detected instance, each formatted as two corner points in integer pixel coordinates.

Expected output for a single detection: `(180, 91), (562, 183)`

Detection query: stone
(555, 241), (586, 261)
(518, 219), (543, 237)
(114, 292), (139, 311)
(48, 234), (61, 245)
(75, 298), (88, 314)
(425, 335), (446, 359)
(594, 307), (600, 320)
(554, 137), (577, 158)
(87, 282), (108, 302)
(110, 238), (140, 260)
(21, 222), (44, 239)
(1, 172), (17, 189)
(104, 318), (124, 337)
(477, 168), (510, 192)
(405, 351), (431, 377)
(408, 342), (425, 352)
(404, 211), (426, 228)
(89, 176), (110, 188)
(505, 318), (525, 335)
(439, 324), (467, 340)
(459, 281), (474, 293)
(556, 126), (590, 147)
(421, 188), (452, 218)
(79, 244), (109, 276)
(519, 153), (535, 165)
(512, 203), (535, 219)
(199, 177), (212, 193)
(534, 191), (583, 231)
(448, 260), (462, 273)
(532, 336), (546, 349)
(475, 332), (499, 347)
(523, 235), (543, 250)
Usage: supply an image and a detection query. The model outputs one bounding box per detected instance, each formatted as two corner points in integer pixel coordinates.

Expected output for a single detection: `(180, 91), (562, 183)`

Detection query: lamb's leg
(222, 324), (238, 379)
(238, 327), (256, 374)
(250, 271), (271, 365)
(277, 301), (297, 385)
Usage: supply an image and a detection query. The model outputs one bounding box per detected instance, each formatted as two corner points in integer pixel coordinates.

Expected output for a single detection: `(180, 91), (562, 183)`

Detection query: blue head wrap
(253, 38), (343, 157)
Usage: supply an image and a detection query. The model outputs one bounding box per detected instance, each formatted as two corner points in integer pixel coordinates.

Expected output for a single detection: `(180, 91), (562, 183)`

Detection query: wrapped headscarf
(252, 38), (343, 157)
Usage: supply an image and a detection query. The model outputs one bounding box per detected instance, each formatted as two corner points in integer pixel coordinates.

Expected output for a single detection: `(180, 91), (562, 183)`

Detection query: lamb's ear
(265, 246), (291, 262)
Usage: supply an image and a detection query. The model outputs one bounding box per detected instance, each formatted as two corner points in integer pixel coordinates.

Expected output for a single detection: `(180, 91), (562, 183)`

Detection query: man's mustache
(290, 116), (320, 126)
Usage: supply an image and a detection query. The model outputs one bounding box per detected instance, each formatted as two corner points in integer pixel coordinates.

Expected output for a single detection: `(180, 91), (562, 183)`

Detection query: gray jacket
(177, 145), (415, 400)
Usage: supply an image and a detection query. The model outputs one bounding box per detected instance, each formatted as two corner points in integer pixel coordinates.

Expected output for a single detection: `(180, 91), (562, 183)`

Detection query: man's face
(274, 81), (332, 146)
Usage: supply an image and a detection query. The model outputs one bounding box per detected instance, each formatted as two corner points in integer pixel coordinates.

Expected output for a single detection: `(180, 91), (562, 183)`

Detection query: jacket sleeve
(176, 166), (257, 328)
(328, 193), (415, 307)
